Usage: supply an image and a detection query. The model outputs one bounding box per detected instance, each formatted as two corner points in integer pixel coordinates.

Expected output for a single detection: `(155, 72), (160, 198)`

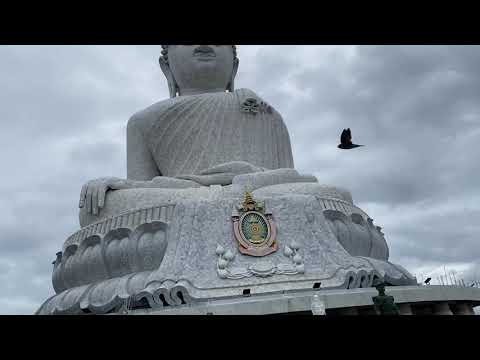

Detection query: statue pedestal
(37, 181), (417, 315)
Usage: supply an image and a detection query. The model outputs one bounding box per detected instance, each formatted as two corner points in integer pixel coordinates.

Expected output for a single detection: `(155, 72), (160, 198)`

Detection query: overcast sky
(1, 45), (479, 314)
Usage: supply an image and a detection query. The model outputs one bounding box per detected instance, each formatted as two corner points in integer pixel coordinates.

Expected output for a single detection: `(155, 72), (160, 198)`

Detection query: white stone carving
(215, 243), (305, 279)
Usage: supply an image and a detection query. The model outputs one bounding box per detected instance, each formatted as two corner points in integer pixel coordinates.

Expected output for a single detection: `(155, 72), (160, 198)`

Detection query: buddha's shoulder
(127, 97), (181, 130)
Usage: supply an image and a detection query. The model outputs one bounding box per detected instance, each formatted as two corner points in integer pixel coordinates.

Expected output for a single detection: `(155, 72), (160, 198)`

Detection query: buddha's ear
(159, 56), (178, 98)
(227, 57), (239, 92)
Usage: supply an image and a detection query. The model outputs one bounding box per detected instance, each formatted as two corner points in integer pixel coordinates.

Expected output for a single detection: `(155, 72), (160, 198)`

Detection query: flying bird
(338, 128), (364, 149)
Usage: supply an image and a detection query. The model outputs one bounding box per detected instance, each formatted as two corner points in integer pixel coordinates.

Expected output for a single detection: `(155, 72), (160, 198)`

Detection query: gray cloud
(1, 45), (479, 313)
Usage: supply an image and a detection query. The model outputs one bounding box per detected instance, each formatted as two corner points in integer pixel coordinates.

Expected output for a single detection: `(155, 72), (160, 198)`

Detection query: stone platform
(123, 285), (480, 315)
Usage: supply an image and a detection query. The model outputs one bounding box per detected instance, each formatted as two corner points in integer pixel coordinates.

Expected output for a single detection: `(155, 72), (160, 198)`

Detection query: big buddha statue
(37, 46), (416, 315)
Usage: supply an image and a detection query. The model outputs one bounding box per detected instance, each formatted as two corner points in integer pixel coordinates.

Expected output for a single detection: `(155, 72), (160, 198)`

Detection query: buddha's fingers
(79, 183), (88, 208)
(98, 184), (107, 209)
(86, 184), (94, 215)
(92, 189), (99, 215)
(198, 161), (261, 176)
(177, 173), (235, 186)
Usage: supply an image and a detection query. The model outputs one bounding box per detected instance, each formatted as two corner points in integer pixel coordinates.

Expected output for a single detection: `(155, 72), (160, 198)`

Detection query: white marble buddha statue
(79, 45), (316, 221)
(75, 44), (398, 267)
(36, 46), (416, 315)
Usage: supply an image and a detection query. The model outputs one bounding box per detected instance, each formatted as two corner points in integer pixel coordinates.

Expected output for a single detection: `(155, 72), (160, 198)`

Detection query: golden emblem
(232, 191), (277, 257)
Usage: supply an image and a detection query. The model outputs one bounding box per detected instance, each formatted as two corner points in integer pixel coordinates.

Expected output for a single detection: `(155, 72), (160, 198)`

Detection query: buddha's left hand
(175, 161), (266, 186)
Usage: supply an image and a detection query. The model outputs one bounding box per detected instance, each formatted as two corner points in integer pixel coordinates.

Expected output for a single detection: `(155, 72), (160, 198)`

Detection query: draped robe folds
(136, 88), (294, 179)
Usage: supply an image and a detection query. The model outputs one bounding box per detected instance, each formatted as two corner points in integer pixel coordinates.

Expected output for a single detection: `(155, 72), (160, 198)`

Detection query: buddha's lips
(193, 46), (216, 57)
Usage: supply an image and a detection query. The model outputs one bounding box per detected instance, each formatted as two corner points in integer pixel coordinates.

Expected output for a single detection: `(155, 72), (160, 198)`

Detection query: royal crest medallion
(232, 191), (277, 257)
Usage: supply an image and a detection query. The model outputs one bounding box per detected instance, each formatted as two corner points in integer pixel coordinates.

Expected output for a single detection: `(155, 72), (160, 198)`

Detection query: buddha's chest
(148, 97), (278, 150)
(145, 91), (289, 175)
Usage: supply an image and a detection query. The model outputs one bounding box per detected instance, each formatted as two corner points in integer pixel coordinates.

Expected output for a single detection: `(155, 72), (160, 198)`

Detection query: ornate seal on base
(232, 191), (277, 257)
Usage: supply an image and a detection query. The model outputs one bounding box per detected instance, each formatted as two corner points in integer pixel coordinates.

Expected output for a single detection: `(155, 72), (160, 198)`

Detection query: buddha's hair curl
(160, 45), (237, 64)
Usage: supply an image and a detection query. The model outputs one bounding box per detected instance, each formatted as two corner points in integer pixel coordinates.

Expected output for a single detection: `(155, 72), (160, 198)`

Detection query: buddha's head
(159, 45), (239, 98)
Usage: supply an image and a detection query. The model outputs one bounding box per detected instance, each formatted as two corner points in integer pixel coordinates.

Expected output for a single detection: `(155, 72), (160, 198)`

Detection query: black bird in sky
(338, 128), (364, 149)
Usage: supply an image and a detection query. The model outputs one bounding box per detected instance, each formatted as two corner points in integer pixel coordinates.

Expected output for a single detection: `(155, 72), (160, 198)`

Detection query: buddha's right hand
(79, 177), (127, 215)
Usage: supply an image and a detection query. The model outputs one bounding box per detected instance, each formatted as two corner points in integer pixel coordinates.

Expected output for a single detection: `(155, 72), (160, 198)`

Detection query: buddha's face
(167, 45), (235, 94)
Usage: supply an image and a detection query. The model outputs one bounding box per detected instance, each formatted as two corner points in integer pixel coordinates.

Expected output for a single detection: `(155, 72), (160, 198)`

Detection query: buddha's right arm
(79, 176), (201, 215)
(79, 115), (201, 215)
(126, 114), (161, 181)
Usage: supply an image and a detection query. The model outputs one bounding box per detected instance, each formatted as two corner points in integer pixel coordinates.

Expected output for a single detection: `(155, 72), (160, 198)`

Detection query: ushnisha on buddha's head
(159, 45), (239, 98)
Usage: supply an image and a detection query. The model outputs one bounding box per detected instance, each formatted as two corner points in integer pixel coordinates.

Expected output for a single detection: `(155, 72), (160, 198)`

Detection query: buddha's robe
(127, 88), (294, 181)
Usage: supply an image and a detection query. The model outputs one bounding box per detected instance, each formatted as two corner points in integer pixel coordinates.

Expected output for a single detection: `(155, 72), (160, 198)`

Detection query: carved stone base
(37, 181), (417, 315)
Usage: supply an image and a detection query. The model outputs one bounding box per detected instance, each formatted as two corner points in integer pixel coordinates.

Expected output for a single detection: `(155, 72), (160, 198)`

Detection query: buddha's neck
(179, 88), (228, 96)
